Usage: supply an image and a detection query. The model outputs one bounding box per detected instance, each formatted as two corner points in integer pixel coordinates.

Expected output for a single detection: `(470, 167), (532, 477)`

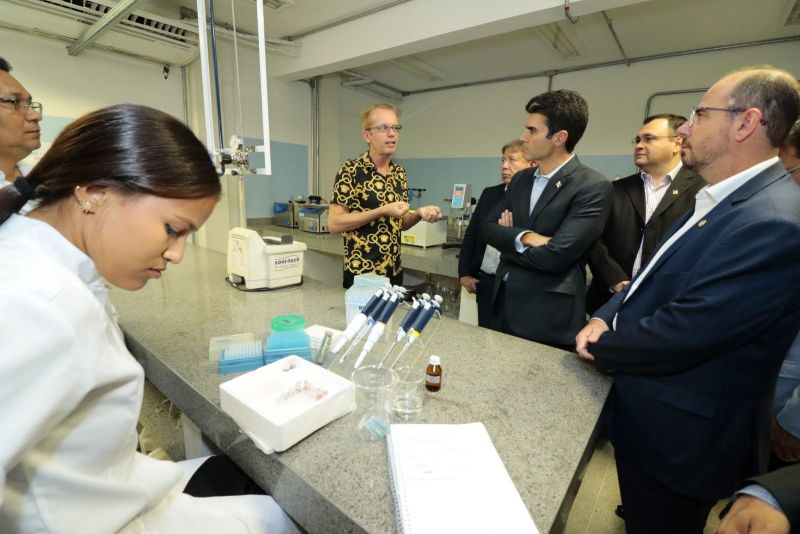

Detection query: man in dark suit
(483, 89), (612, 348)
(576, 66), (800, 534)
(718, 463), (800, 533)
(459, 140), (534, 327)
(586, 113), (705, 314)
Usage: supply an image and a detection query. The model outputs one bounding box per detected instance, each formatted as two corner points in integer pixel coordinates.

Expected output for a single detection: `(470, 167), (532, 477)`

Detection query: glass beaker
(351, 365), (395, 440)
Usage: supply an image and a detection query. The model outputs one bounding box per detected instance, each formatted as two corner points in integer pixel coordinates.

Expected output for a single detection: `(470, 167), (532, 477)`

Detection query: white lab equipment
(226, 227), (306, 289)
(400, 219), (447, 247)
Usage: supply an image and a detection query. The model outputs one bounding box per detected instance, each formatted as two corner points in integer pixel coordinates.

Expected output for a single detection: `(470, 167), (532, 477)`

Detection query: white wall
(0, 27), (184, 122)
(396, 40), (800, 158)
(184, 37), (311, 148)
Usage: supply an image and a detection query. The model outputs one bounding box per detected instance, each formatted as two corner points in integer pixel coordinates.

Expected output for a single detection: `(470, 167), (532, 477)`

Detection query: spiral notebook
(386, 422), (539, 534)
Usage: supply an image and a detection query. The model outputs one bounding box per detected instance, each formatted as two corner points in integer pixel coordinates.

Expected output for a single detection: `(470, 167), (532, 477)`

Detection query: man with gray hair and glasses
(576, 65), (800, 534)
(0, 57), (42, 189)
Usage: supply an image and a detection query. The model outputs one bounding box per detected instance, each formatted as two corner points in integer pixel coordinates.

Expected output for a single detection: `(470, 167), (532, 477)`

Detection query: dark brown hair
(0, 104), (220, 224)
(643, 113), (687, 135)
(525, 89), (589, 153)
(784, 120), (800, 155)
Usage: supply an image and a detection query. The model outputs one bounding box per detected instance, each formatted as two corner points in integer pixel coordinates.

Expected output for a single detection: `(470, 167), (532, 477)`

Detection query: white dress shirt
(618, 156), (780, 317)
(514, 153), (576, 253)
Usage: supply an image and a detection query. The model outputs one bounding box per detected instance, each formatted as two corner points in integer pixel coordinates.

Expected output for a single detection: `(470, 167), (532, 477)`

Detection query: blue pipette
(353, 289), (404, 367)
(331, 287), (386, 354)
(378, 297), (422, 367)
(389, 295), (442, 369)
(337, 290), (392, 364)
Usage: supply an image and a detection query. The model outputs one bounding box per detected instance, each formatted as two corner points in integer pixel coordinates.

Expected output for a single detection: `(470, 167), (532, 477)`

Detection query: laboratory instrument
(332, 287), (387, 354)
(401, 219), (447, 248)
(378, 297), (422, 367)
(444, 183), (474, 246)
(353, 289), (404, 368)
(226, 227), (306, 290)
(334, 289), (393, 365)
(298, 204), (329, 233)
(389, 295), (443, 369)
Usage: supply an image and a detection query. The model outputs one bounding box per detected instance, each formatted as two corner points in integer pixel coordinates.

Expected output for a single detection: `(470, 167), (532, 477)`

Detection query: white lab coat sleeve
(0, 286), (91, 507)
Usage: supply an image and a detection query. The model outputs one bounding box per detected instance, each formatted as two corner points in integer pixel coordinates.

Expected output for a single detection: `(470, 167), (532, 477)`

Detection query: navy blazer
(458, 183), (506, 278)
(592, 161), (800, 501)
(483, 156), (612, 346)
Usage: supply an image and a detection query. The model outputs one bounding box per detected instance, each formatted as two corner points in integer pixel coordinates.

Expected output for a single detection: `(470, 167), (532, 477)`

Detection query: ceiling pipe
(602, 10), (630, 66)
(283, 0), (412, 41)
(400, 35), (800, 96)
(564, 0), (579, 24)
(67, 0), (145, 56)
(644, 88), (708, 119)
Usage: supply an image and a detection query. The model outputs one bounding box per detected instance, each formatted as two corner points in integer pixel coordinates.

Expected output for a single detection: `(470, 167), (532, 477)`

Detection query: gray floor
(140, 379), (728, 533)
(564, 440), (726, 534)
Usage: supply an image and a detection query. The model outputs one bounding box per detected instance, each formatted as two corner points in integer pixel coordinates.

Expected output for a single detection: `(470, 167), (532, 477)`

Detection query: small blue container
(265, 314), (312, 363)
(219, 340), (265, 374)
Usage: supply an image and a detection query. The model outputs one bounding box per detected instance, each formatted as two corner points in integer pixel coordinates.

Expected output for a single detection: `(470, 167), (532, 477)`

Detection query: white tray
(220, 355), (354, 453)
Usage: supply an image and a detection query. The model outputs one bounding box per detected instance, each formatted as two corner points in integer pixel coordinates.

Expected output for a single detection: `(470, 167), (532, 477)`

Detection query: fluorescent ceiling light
(262, 0), (295, 11)
(535, 22), (581, 59)
(785, 0), (800, 26)
(388, 55), (445, 81)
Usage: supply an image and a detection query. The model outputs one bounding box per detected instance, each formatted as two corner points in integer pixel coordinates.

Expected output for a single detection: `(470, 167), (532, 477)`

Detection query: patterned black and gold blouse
(331, 152), (409, 277)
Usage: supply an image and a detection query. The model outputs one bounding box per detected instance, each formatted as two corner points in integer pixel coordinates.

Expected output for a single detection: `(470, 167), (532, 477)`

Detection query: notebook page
(387, 422), (538, 534)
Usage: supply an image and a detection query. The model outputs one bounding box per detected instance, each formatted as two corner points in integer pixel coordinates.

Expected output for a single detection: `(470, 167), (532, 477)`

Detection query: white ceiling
(17, 0), (800, 93)
(147, 0), (800, 94)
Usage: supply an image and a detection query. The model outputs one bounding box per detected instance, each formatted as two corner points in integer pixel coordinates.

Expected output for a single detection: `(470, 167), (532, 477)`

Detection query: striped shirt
(630, 161), (682, 276)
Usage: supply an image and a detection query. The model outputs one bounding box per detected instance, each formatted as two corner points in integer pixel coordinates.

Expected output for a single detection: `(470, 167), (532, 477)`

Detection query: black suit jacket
(739, 464), (800, 529)
(458, 183), (506, 278)
(482, 156), (612, 346)
(586, 167), (705, 313)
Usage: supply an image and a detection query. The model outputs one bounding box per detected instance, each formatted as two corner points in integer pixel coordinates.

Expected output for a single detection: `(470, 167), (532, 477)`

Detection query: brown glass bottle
(425, 355), (442, 392)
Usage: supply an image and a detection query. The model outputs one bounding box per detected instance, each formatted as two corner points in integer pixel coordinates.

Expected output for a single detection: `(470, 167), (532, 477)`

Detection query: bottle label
(426, 375), (441, 384)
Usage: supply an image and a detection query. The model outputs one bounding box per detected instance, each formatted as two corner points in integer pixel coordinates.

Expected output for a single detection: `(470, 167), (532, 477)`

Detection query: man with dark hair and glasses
(0, 56), (42, 190)
(329, 103), (442, 288)
(482, 89), (612, 348)
(576, 65), (800, 534)
(586, 113), (705, 314)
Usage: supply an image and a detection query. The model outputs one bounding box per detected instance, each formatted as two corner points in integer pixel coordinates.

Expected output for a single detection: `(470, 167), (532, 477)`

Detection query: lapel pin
(672, 189), (679, 195)
(698, 219), (707, 228)
(555, 181), (562, 189)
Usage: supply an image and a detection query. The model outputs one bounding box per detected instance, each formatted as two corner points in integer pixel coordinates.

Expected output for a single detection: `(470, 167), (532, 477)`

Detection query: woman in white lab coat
(0, 104), (299, 533)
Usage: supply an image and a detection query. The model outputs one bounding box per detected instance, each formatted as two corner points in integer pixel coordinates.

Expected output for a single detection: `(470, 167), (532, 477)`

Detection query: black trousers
(615, 452), (716, 534)
(342, 269), (403, 289)
(183, 455), (266, 498)
(476, 271), (496, 328)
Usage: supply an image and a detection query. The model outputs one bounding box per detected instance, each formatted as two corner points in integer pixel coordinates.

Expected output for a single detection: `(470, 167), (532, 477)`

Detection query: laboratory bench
(111, 243), (611, 533)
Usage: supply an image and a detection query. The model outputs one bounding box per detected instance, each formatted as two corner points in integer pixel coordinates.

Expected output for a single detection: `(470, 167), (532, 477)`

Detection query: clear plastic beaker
(351, 365), (395, 440)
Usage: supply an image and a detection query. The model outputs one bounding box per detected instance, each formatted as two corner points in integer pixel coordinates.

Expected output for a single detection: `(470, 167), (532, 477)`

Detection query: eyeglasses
(365, 124), (402, 133)
(631, 135), (677, 145)
(0, 97), (43, 114)
(688, 106), (746, 127)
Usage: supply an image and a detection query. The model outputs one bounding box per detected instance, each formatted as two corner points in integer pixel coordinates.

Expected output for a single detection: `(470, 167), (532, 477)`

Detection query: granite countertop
(249, 222), (461, 278)
(112, 244), (611, 533)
